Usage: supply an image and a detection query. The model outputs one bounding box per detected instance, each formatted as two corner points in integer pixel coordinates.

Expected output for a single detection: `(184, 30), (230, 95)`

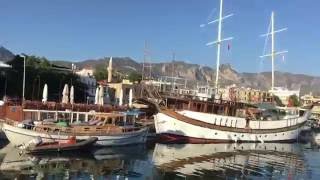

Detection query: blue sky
(0, 0), (319, 75)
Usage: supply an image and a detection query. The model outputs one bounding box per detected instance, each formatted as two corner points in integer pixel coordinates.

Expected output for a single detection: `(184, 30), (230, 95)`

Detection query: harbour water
(1, 135), (320, 180)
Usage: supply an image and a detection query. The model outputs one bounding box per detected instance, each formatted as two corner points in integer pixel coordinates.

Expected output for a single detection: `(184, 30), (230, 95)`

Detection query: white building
(75, 67), (97, 103)
(196, 85), (214, 101)
(300, 92), (320, 107)
(269, 87), (300, 106)
(0, 61), (11, 68)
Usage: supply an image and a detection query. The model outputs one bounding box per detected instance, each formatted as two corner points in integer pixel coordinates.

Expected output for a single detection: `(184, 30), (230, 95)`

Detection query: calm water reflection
(0, 140), (319, 179)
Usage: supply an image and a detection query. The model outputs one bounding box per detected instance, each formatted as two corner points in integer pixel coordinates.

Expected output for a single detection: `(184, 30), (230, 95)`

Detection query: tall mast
(271, 12), (275, 91)
(215, 0), (223, 93)
(205, 0), (233, 94)
(171, 52), (175, 93)
(260, 11), (288, 91)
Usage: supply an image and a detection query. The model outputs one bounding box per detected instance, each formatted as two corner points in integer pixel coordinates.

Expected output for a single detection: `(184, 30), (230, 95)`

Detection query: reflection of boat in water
(92, 144), (147, 160)
(153, 143), (307, 179)
(0, 143), (150, 179)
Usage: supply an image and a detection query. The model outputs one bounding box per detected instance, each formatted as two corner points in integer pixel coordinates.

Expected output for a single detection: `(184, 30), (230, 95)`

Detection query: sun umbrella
(42, 84), (48, 103)
(119, 88), (123, 106)
(62, 84), (69, 104)
(99, 85), (104, 105)
(129, 88), (133, 107)
(70, 85), (74, 104)
(95, 87), (99, 105)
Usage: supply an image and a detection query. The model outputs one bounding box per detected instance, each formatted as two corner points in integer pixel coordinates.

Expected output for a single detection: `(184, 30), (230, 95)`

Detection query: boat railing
(9, 118), (143, 135)
(174, 109), (307, 130)
(21, 100), (128, 113)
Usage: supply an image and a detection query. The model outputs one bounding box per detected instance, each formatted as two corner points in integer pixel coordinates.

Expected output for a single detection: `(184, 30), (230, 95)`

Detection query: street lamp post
(20, 54), (27, 102)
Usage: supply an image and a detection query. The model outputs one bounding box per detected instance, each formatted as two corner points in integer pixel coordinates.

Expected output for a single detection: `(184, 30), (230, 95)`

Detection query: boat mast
(271, 12), (275, 91)
(206, 0), (233, 95)
(260, 11), (288, 91)
(215, 0), (223, 94)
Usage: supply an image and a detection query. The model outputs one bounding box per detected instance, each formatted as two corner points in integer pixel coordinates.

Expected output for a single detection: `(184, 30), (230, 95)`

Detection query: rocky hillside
(1, 45), (317, 95)
(51, 57), (320, 95)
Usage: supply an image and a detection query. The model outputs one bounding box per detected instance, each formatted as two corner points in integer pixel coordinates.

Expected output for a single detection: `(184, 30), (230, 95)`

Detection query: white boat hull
(154, 110), (309, 143)
(2, 123), (148, 146)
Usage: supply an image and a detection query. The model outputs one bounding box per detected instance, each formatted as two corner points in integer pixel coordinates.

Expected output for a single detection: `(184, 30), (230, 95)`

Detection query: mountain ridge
(51, 57), (320, 95)
(0, 46), (15, 62)
(0, 47), (318, 95)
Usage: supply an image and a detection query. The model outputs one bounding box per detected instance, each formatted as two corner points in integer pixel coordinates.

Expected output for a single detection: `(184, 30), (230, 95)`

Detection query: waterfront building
(310, 104), (320, 121)
(75, 67), (97, 103)
(269, 87), (300, 106)
(300, 92), (320, 106)
(98, 79), (134, 105)
(196, 85), (214, 101)
(229, 87), (271, 104)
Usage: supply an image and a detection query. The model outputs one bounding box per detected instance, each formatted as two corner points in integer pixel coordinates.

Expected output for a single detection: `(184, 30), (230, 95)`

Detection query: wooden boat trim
(161, 109), (306, 134)
(27, 137), (98, 153)
(5, 119), (148, 136)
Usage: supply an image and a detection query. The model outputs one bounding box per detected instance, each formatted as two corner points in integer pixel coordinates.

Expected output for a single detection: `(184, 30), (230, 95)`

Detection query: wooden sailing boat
(154, 1), (310, 143)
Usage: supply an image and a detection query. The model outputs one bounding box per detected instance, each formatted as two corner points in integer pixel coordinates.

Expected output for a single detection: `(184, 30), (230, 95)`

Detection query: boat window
(107, 118), (112, 124)
(299, 110), (304, 116)
(115, 119), (124, 126)
(126, 116), (134, 125)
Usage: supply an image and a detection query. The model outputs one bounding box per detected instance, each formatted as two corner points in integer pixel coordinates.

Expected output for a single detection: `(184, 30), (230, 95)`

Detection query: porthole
(275, 134), (277, 136)
(282, 133), (285, 136)
(265, 135), (267, 138)
(241, 135), (244, 137)
(234, 134), (237, 137)
(215, 132), (218, 135)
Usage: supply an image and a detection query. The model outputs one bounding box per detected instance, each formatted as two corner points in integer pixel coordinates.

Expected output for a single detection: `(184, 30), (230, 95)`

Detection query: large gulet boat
(154, 0), (310, 143)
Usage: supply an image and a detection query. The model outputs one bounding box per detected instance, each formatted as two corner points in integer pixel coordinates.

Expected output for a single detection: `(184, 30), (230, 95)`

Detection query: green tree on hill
(94, 65), (108, 81)
(128, 71), (142, 83)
